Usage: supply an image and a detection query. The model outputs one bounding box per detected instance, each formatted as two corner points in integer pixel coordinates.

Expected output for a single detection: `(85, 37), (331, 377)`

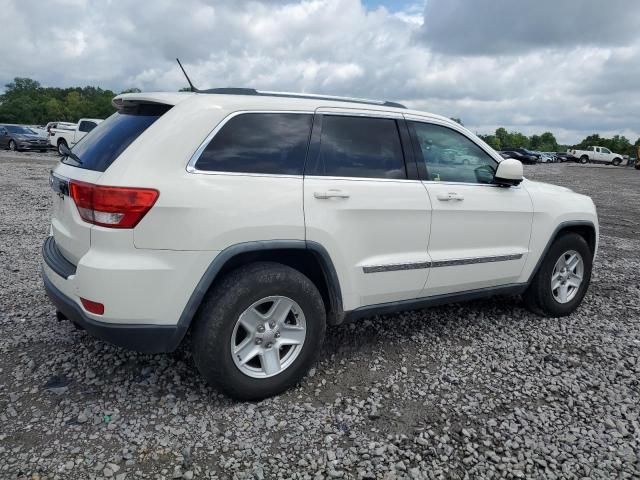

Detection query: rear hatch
(50, 102), (173, 265)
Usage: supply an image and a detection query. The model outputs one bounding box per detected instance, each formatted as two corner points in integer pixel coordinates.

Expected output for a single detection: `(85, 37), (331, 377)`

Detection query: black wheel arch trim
(170, 240), (345, 351)
(526, 220), (596, 283)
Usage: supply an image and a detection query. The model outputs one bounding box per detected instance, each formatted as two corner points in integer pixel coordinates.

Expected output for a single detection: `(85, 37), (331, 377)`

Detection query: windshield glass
(5, 125), (34, 134)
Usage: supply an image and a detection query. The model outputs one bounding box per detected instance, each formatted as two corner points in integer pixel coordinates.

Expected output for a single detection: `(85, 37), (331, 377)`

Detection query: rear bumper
(43, 270), (183, 353)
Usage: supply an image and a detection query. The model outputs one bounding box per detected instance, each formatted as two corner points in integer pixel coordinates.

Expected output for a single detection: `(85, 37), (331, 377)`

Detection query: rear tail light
(69, 181), (159, 228)
(80, 297), (105, 315)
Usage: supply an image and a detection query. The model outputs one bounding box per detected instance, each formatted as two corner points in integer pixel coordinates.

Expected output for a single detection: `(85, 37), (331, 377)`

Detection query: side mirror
(494, 158), (523, 186)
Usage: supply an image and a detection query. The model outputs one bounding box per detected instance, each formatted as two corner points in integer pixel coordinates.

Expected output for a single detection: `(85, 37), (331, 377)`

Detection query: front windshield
(5, 125), (33, 134)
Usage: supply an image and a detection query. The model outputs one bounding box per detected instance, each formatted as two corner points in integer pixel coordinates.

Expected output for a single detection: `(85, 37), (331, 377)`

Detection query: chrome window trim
(304, 175), (420, 184)
(362, 253), (524, 273)
(186, 110), (314, 175)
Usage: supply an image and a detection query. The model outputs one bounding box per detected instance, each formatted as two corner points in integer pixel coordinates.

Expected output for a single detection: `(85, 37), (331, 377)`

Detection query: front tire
(192, 262), (326, 400)
(523, 233), (592, 317)
(611, 158), (622, 166)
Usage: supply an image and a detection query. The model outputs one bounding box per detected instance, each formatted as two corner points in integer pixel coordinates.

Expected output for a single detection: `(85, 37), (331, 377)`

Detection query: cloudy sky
(1, 0), (639, 144)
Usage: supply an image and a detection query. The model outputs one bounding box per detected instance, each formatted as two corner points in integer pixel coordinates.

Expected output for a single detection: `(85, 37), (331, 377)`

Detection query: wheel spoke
(238, 308), (265, 332)
(567, 273), (582, 288)
(278, 325), (306, 346)
(261, 348), (282, 375)
(558, 283), (569, 303)
(234, 338), (259, 365)
(566, 254), (580, 271)
(551, 272), (562, 290)
(267, 297), (294, 325)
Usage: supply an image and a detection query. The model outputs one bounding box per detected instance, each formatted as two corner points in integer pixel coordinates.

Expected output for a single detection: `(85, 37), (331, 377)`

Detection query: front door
(406, 117), (533, 296)
(304, 110), (432, 310)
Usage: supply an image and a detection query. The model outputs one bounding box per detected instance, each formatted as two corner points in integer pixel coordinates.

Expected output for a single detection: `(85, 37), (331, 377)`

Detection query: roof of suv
(112, 91), (452, 125)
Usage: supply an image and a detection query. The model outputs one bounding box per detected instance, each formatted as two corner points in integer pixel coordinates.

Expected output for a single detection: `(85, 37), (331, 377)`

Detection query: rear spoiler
(112, 92), (194, 110)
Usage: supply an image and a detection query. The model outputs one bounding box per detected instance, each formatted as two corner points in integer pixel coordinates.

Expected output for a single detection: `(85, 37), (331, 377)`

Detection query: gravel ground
(1, 151), (639, 479)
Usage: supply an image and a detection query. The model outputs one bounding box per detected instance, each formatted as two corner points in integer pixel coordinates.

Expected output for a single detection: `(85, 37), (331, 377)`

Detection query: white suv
(43, 90), (598, 400)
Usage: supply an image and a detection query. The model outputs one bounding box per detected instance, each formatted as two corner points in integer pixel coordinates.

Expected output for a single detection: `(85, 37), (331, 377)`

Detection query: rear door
(303, 109), (432, 310)
(49, 104), (171, 264)
(406, 116), (533, 296)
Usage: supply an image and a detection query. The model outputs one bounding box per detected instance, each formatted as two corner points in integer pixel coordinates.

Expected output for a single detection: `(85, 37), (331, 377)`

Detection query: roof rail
(197, 87), (407, 109)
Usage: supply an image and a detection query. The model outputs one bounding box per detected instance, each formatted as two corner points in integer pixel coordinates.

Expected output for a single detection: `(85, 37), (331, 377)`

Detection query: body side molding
(362, 253), (524, 273)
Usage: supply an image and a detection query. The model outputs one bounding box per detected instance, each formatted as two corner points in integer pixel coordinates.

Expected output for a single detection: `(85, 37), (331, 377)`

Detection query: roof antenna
(176, 58), (198, 92)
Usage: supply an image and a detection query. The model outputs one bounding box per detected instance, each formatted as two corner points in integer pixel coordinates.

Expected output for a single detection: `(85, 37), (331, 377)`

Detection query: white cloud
(0, 0), (638, 144)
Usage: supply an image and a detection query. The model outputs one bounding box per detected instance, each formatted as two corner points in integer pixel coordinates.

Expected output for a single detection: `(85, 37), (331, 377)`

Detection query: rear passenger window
(195, 113), (312, 175)
(312, 116), (406, 179)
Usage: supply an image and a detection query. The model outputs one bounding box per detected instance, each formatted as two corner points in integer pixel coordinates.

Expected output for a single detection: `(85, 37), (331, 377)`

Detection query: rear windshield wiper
(59, 143), (83, 166)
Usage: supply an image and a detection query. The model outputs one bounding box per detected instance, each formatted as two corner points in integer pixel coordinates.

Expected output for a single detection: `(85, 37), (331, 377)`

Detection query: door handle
(314, 189), (350, 200)
(436, 192), (464, 201)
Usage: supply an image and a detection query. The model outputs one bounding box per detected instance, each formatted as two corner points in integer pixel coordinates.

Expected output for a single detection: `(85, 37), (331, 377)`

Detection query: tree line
(477, 127), (639, 157)
(1, 77), (638, 156)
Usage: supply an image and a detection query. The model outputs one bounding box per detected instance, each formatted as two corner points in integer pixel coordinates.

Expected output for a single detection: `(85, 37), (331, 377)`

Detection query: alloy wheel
(551, 250), (584, 304)
(230, 296), (307, 378)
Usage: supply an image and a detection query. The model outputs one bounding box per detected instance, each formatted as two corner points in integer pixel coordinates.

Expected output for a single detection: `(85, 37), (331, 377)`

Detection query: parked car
(0, 124), (49, 151)
(569, 146), (624, 166)
(43, 89), (598, 400)
(45, 121), (77, 133)
(49, 118), (103, 154)
(555, 152), (572, 162)
(538, 152), (555, 163)
(500, 150), (537, 164)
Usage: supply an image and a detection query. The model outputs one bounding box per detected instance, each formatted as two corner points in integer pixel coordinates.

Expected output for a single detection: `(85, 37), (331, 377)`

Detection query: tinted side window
(410, 122), (497, 184)
(195, 113), (312, 175)
(313, 116), (406, 179)
(79, 121), (97, 133)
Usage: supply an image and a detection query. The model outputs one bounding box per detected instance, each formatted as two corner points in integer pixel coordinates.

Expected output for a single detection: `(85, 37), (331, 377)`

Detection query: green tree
(478, 134), (501, 150)
(0, 77), (117, 124)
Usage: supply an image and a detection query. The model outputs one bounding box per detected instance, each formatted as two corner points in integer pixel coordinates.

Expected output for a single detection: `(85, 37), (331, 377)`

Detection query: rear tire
(57, 139), (68, 156)
(192, 262), (326, 400)
(580, 156), (588, 164)
(523, 233), (592, 317)
(9, 140), (17, 151)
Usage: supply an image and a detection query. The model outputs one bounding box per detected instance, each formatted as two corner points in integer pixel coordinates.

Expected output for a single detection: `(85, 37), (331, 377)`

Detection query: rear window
(66, 103), (171, 172)
(194, 113), (312, 175)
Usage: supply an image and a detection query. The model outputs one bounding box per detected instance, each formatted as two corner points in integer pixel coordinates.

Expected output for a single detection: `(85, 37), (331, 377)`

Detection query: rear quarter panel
(98, 97), (305, 251)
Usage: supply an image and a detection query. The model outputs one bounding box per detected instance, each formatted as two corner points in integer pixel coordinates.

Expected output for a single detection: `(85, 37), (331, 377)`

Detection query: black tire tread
(524, 232), (592, 317)
(192, 261), (326, 400)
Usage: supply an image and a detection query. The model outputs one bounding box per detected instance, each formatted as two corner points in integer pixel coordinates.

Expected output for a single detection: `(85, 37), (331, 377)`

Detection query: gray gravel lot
(1, 151), (639, 479)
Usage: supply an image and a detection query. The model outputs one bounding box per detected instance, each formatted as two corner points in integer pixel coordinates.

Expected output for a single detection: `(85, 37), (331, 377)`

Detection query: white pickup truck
(49, 118), (103, 155)
(569, 146), (624, 166)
